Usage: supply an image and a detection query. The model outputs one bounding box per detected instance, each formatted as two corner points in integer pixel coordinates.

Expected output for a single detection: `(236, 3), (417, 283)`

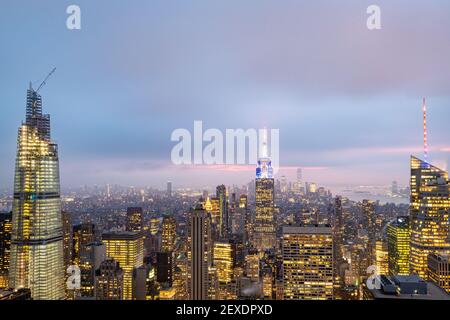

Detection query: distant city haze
(1, 1), (450, 190)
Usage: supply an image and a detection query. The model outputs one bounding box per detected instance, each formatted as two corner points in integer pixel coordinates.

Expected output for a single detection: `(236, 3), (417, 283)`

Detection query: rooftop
(282, 224), (332, 235)
(368, 275), (450, 300)
(102, 231), (143, 240)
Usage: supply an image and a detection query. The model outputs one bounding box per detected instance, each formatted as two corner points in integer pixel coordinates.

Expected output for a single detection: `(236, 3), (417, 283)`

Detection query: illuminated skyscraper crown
(256, 128), (273, 179)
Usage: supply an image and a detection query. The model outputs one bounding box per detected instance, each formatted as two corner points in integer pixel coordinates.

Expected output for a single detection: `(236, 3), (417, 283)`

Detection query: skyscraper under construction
(8, 82), (65, 299)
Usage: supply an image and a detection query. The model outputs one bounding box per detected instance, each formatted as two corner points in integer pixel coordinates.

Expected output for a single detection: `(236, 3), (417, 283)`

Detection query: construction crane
(36, 67), (56, 93)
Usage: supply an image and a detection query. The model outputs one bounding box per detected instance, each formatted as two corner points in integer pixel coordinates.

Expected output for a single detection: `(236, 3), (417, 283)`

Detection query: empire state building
(8, 83), (65, 299)
(253, 129), (276, 252)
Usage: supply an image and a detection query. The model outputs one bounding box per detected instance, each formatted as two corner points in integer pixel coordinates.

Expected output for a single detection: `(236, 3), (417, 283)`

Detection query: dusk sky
(1, 1), (450, 190)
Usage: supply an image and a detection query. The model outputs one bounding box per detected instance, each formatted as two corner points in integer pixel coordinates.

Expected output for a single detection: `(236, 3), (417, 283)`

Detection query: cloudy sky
(1, 0), (450, 190)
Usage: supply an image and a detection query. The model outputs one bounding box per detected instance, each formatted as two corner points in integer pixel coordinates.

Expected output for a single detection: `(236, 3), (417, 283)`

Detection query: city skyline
(1, 72), (450, 302)
(3, 1), (450, 305)
(1, 1), (450, 189)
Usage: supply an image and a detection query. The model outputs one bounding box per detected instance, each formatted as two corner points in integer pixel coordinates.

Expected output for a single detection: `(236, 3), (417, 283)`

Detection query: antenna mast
(423, 97), (428, 162)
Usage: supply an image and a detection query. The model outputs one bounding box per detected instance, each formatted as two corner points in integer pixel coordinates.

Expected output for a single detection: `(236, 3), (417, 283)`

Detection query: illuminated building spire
(256, 128), (273, 179)
(261, 127), (268, 158)
(253, 127), (276, 251)
(423, 97), (428, 162)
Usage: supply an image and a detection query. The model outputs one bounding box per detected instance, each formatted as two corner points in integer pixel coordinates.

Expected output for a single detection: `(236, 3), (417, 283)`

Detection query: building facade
(102, 231), (144, 300)
(161, 216), (177, 252)
(126, 207), (143, 233)
(9, 85), (65, 300)
(428, 253), (450, 293)
(409, 156), (450, 278)
(387, 216), (410, 276)
(0, 212), (12, 288)
(282, 225), (333, 300)
(187, 205), (211, 300)
(95, 258), (124, 300)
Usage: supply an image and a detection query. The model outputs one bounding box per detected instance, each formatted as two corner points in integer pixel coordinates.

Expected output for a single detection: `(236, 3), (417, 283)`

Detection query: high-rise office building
(0, 213), (12, 289)
(145, 266), (161, 300)
(207, 266), (219, 300)
(332, 197), (347, 299)
(280, 176), (288, 194)
(333, 197), (344, 282)
(156, 251), (173, 285)
(292, 168), (303, 195)
(207, 197), (221, 240)
(245, 249), (260, 281)
(254, 179), (275, 251)
(160, 215), (176, 287)
(375, 239), (389, 275)
(144, 234), (160, 255)
(262, 265), (273, 299)
(173, 254), (188, 300)
(253, 132), (275, 251)
(410, 156), (450, 279)
(387, 216), (410, 276)
(213, 241), (234, 284)
(61, 211), (73, 271)
(167, 181), (172, 198)
(132, 265), (149, 300)
(362, 200), (377, 266)
(216, 185), (229, 239)
(229, 193), (239, 235)
(231, 195), (245, 236)
(213, 241), (236, 300)
(72, 223), (97, 265)
(79, 242), (107, 297)
(308, 183), (317, 194)
(126, 207), (143, 233)
(94, 258), (124, 300)
(282, 225), (333, 300)
(239, 194), (248, 209)
(187, 205), (211, 300)
(150, 217), (160, 236)
(103, 231), (144, 300)
(427, 253), (450, 293)
(9, 84), (65, 300)
(161, 216), (176, 252)
(209, 197), (220, 225)
(236, 194), (250, 243)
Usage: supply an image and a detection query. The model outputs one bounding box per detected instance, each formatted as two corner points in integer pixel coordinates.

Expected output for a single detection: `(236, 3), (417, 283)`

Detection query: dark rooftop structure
(364, 275), (450, 300)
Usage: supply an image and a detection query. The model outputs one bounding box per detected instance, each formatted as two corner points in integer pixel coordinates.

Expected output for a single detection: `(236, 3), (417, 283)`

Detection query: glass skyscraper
(387, 216), (410, 276)
(8, 84), (65, 300)
(410, 156), (450, 279)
